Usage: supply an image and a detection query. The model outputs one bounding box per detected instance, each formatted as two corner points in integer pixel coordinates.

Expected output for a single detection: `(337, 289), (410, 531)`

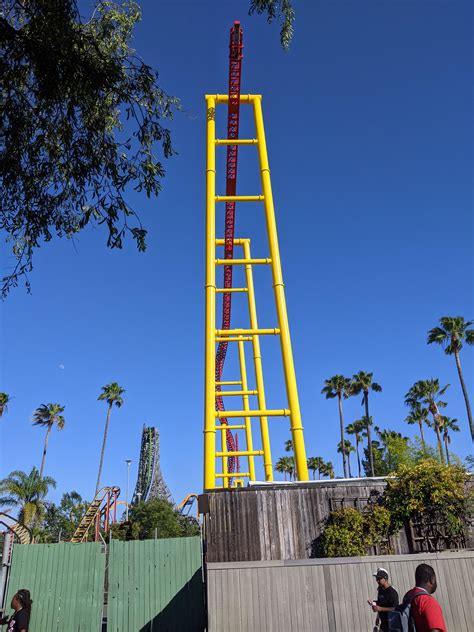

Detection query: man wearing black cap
(368, 567), (399, 632)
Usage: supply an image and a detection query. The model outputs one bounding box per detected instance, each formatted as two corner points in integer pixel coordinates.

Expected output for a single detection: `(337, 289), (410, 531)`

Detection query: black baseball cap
(373, 568), (389, 580)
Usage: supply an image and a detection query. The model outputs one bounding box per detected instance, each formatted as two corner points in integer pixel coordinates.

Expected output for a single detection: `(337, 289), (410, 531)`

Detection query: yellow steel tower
(204, 94), (309, 489)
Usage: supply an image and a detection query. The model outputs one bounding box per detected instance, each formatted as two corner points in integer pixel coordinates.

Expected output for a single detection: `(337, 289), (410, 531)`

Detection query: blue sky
(1, 0), (472, 507)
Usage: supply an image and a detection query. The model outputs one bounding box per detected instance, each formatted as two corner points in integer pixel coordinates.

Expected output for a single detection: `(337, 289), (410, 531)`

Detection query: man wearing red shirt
(403, 563), (446, 632)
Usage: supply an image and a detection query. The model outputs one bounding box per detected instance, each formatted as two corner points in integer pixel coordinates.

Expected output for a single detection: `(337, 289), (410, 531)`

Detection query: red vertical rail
(215, 22), (244, 479)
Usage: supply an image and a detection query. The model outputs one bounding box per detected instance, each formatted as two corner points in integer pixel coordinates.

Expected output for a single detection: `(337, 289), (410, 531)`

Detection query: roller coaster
(70, 486), (120, 543)
(204, 22), (309, 489)
(131, 426), (172, 504)
(0, 511), (31, 545)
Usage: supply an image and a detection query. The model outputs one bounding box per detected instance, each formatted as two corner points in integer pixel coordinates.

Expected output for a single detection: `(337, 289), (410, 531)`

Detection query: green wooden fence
(4, 537), (205, 631)
(5, 542), (105, 631)
(107, 537), (205, 631)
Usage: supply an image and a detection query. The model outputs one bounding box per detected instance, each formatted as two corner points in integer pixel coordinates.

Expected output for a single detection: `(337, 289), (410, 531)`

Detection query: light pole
(125, 459), (132, 521)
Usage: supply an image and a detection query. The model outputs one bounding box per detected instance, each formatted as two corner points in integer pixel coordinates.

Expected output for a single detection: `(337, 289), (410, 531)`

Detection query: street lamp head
(125, 459), (132, 465)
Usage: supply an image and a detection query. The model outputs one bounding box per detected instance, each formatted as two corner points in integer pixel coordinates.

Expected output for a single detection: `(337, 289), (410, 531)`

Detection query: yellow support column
(220, 426), (228, 484)
(204, 96), (217, 489)
(237, 339), (256, 481)
(252, 96), (309, 481)
(243, 240), (273, 480)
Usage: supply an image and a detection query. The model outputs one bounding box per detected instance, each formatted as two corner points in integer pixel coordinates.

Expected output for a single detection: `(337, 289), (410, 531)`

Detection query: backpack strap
(411, 590), (431, 600)
(402, 589), (431, 607)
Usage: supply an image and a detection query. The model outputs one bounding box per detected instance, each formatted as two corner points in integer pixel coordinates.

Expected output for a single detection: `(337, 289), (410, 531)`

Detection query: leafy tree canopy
(0, 1), (296, 296)
(42, 490), (89, 541)
(427, 316), (474, 355)
(249, 0), (295, 50)
(0, 0), (176, 295)
(112, 498), (199, 540)
(383, 460), (472, 550)
(0, 467), (56, 526)
(361, 434), (441, 477)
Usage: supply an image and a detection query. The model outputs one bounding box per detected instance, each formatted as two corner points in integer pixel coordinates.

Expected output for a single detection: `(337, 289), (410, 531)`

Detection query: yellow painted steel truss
(204, 94), (309, 489)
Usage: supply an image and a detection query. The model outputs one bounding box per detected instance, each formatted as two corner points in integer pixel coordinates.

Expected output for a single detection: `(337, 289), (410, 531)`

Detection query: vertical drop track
(214, 22), (244, 479)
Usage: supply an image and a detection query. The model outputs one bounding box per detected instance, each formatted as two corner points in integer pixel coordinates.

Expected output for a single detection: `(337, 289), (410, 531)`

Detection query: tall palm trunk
(429, 404), (444, 463)
(338, 394), (348, 478)
(355, 434), (361, 477)
(39, 424), (52, 478)
(444, 436), (450, 465)
(96, 404), (112, 494)
(418, 419), (426, 450)
(347, 451), (352, 478)
(364, 392), (375, 477)
(454, 350), (474, 441)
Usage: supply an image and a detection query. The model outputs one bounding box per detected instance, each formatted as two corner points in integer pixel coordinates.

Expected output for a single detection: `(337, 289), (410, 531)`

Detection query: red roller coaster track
(214, 22), (244, 479)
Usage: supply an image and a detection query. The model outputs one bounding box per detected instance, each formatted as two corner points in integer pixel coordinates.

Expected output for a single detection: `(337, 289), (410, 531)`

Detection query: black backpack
(388, 590), (431, 632)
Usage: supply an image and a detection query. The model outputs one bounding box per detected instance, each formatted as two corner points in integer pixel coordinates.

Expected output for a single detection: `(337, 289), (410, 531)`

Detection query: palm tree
(405, 403), (429, 450)
(337, 440), (355, 478)
(284, 439), (293, 453)
(32, 403), (65, 478)
(276, 457), (289, 481)
(0, 393), (10, 418)
(96, 382), (125, 494)
(0, 468), (56, 527)
(405, 379), (449, 463)
(345, 419), (366, 477)
(427, 316), (474, 440)
(349, 372), (382, 477)
(321, 375), (351, 478)
(307, 456), (324, 480)
(323, 461), (335, 479)
(275, 456), (295, 481)
(441, 416), (460, 464)
(286, 456), (295, 480)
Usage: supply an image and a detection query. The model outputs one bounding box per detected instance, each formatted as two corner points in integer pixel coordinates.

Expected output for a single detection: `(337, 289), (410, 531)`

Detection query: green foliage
(307, 456), (324, 479)
(0, 0), (177, 295)
(0, 468), (56, 527)
(384, 460), (472, 549)
(113, 498), (199, 540)
(320, 461), (472, 557)
(362, 433), (444, 477)
(32, 403), (65, 430)
(42, 491), (89, 541)
(0, 392), (10, 416)
(405, 379), (450, 462)
(350, 371), (382, 400)
(320, 461), (335, 479)
(249, 0), (295, 49)
(427, 316), (474, 355)
(275, 456), (295, 480)
(98, 382), (125, 408)
(362, 440), (385, 476)
(321, 375), (351, 400)
(320, 504), (390, 557)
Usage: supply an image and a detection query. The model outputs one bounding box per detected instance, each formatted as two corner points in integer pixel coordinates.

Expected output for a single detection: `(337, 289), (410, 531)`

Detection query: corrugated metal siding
(108, 536), (205, 631)
(5, 542), (105, 631)
(207, 551), (474, 632)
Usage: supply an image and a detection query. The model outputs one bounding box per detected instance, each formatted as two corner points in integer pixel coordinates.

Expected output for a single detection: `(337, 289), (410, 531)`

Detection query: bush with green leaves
(384, 459), (472, 550)
(111, 498), (199, 541)
(320, 504), (391, 557)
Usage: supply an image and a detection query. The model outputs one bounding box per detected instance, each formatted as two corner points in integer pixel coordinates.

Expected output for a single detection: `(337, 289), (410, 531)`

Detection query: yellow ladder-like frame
(204, 94), (309, 489)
